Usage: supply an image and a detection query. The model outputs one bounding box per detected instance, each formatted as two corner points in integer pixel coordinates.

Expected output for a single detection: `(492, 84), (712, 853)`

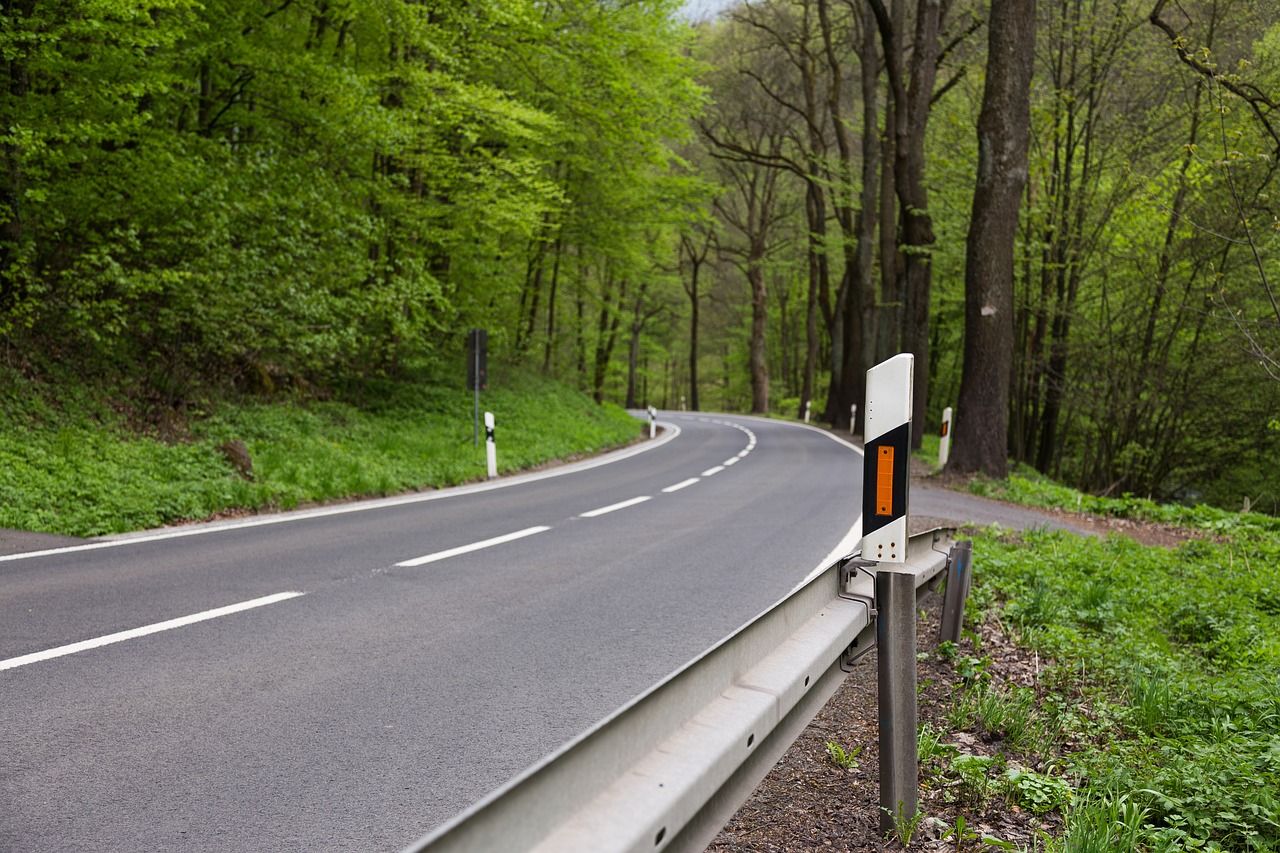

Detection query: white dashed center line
(663, 478), (701, 493)
(0, 591), (306, 672)
(396, 526), (551, 567)
(580, 496), (653, 518)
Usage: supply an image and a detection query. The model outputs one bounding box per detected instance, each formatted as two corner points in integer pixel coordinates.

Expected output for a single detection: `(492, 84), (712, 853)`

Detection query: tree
(949, 0), (1036, 477)
(867, 0), (948, 446)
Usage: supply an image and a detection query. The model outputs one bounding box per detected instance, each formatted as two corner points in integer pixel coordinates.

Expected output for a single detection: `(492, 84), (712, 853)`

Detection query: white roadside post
(647, 406), (657, 439)
(850, 404), (858, 437)
(938, 406), (953, 468)
(804, 400), (811, 423)
(680, 395), (686, 412)
(861, 353), (916, 837)
(484, 411), (498, 480)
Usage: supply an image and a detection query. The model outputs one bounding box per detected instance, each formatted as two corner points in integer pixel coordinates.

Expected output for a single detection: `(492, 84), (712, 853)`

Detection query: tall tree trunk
(541, 233), (564, 373)
(1, 25), (31, 321)
(818, 0), (866, 431)
(868, 0), (943, 444)
(748, 242), (770, 414)
(876, 0), (903, 365)
(680, 230), (712, 412)
(518, 240), (546, 355)
(593, 272), (627, 404)
(854, 4), (882, 434)
(949, 0), (1036, 477)
(803, 179), (825, 418)
(625, 280), (652, 409)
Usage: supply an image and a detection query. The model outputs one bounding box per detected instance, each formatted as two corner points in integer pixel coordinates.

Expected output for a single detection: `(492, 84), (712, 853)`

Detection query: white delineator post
(647, 406), (657, 439)
(862, 353), (913, 563)
(862, 352), (917, 837)
(850, 404), (858, 437)
(484, 411), (498, 479)
(804, 400), (811, 423)
(939, 406), (953, 468)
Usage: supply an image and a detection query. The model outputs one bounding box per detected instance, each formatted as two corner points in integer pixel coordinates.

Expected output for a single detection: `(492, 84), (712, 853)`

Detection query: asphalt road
(0, 414), (863, 852)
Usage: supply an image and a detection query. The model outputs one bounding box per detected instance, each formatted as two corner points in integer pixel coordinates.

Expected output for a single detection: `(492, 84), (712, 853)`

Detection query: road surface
(1, 414), (863, 852)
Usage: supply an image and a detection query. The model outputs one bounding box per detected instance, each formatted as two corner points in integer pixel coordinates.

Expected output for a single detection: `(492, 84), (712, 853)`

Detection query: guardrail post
(937, 540), (973, 646)
(876, 568), (918, 837)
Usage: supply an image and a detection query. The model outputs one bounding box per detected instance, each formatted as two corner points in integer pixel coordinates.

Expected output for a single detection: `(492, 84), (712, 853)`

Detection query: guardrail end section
(937, 539), (973, 647)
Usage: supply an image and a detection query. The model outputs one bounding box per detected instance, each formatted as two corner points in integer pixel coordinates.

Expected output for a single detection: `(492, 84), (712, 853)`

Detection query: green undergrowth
(970, 468), (1280, 536)
(955, 485), (1280, 851)
(0, 367), (641, 537)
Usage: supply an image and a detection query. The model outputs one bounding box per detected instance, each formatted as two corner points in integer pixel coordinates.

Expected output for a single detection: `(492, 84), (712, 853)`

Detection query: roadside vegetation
(920, 473), (1280, 852)
(0, 365), (641, 538)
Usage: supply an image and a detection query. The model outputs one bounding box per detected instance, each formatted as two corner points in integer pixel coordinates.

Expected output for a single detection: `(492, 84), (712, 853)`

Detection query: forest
(2, 0), (1278, 513)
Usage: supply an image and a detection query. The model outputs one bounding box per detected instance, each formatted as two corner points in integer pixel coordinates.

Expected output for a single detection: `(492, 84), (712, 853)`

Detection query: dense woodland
(2, 0), (1278, 512)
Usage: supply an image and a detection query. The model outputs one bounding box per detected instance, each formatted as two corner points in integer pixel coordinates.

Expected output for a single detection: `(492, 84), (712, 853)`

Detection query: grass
(951, 479), (1280, 851)
(0, 366), (642, 537)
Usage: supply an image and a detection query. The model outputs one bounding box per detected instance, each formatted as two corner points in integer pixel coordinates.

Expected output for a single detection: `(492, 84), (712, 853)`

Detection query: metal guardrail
(404, 528), (958, 853)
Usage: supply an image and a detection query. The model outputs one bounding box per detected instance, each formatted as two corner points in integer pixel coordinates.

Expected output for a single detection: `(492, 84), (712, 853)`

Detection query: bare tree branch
(1149, 0), (1280, 155)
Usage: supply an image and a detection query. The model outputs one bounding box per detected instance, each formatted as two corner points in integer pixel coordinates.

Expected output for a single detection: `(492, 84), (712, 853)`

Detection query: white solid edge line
(1, 424), (683, 565)
(0, 591), (306, 672)
(662, 478), (700, 493)
(579, 496), (652, 518)
(701, 466), (725, 477)
(396, 526), (551, 567)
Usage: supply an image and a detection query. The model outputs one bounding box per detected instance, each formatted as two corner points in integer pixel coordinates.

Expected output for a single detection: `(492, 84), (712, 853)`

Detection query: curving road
(0, 414), (863, 852)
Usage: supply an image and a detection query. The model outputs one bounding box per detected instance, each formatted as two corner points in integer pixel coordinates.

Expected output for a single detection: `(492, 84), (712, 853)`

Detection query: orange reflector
(941, 422), (949, 437)
(876, 446), (894, 515)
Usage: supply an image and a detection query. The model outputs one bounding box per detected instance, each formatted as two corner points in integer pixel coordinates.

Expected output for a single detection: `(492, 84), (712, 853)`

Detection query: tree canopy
(3, 0), (1278, 514)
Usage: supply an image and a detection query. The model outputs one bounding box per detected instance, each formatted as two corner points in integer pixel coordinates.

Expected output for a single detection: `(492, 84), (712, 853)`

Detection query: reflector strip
(876, 446), (894, 515)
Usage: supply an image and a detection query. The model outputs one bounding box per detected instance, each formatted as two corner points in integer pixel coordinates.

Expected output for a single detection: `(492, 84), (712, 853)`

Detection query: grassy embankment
(0, 367), (641, 538)
(920, 463), (1280, 852)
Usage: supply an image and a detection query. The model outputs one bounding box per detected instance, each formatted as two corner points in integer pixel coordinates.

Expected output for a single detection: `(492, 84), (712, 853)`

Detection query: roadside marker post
(484, 411), (498, 479)
(862, 354), (912, 563)
(861, 353), (917, 836)
(850, 404), (857, 437)
(939, 406), (953, 468)
(804, 400), (811, 423)
(648, 406), (657, 439)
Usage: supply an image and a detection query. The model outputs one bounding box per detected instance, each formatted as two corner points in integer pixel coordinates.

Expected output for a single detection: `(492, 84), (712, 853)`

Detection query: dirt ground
(705, 580), (1066, 852)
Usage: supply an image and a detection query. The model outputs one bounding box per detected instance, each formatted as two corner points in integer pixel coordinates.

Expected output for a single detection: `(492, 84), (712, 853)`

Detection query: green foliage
(970, 473), (1280, 538)
(968, 478), (1280, 850)
(824, 741), (862, 770)
(1, 0), (705, 406)
(918, 721), (958, 765)
(0, 369), (640, 537)
(1001, 767), (1073, 816)
(882, 800), (927, 846)
(951, 754), (998, 807)
(1060, 792), (1151, 853)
